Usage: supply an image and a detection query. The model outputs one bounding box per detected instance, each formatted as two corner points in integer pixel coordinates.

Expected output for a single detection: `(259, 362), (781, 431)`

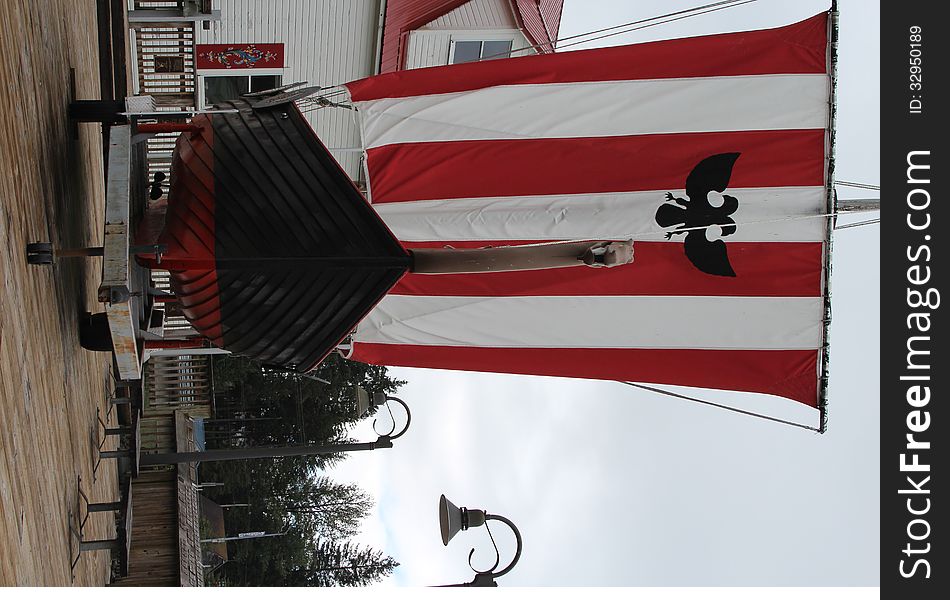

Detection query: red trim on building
(511, 0), (564, 53)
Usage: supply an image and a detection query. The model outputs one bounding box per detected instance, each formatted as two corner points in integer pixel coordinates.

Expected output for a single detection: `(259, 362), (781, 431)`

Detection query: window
(450, 39), (513, 64)
(202, 74), (282, 107)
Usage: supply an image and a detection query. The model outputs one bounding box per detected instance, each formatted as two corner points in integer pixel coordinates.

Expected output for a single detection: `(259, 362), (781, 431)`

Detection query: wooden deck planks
(0, 0), (122, 586)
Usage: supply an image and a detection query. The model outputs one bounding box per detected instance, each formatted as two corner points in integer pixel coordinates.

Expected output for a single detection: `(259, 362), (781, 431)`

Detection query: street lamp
(354, 386), (412, 441)
(438, 494), (523, 587)
(139, 387), (411, 465)
(365, 390), (411, 439)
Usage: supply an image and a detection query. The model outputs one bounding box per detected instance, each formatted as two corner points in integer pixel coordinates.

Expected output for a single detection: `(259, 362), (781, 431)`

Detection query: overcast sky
(325, 0), (880, 587)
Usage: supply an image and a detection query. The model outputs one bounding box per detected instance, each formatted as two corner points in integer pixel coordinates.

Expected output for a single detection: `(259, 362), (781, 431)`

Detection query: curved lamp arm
(372, 396), (412, 440)
(483, 514), (523, 579)
(464, 514), (523, 581)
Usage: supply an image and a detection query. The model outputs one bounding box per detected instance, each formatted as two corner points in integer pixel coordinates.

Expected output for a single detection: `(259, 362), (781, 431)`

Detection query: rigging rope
(554, 0), (758, 53)
(486, 0), (757, 59)
(834, 180), (880, 191)
(835, 218), (880, 230)
(617, 381), (821, 432)
(310, 0), (760, 102)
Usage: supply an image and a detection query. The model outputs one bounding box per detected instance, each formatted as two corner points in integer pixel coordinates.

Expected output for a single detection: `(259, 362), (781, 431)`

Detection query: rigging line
(316, 0), (758, 93)
(547, 0), (749, 48)
(555, 0), (759, 53)
(835, 218), (880, 230)
(834, 180), (880, 190)
(618, 381), (821, 432)
(835, 197), (880, 204)
(483, 0), (755, 60)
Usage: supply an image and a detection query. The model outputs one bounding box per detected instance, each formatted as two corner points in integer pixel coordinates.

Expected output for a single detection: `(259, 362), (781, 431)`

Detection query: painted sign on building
(196, 43), (285, 69)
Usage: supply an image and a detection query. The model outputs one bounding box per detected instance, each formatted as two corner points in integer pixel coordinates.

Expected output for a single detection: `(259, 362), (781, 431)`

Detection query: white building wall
(422, 0), (518, 29)
(196, 0), (382, 179)
(404, 31), (453, 69)
(406, 0), (531, 70)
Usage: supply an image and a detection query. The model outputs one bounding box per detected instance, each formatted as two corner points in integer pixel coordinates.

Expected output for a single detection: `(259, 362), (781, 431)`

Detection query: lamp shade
(439, 494), (461, 546)
(439, 494), (486, 546)
(354, 386), (371, 418)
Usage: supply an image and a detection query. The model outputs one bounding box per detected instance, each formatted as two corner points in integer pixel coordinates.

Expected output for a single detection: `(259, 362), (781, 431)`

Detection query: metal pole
(139, 436), (393, 466)
(836, 197), (880, 212)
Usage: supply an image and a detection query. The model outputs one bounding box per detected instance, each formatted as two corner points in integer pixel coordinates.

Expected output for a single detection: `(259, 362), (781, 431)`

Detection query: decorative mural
(196, 43), (284, 69)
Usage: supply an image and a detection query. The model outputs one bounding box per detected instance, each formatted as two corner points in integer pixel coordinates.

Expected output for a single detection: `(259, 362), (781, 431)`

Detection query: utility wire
(618, 381), (821, 432)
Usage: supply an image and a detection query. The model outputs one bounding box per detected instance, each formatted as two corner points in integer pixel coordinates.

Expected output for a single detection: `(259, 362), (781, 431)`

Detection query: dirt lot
(0, 0), (120, 586)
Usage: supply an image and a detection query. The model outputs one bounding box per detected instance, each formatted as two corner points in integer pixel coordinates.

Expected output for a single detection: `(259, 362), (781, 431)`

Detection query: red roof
(379, 0), (564, 73)
(512, 0), (563, 53)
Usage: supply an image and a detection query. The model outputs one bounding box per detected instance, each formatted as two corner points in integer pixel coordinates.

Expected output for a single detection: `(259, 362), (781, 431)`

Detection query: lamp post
(139, 387), (410, 466)
(437, 495), (523, 587)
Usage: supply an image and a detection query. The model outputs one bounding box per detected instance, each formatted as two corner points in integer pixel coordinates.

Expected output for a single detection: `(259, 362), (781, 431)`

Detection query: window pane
(204, 76), (249, 106)
(452, 41), (482, 64)
(481, 40), (512, 60)
(250, 75), (282, 93)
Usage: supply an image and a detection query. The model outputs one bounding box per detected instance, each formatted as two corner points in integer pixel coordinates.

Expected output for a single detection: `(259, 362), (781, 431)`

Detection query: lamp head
(372, 391), (388, 408)
(439, 494), (486, 546)
(354, 386), (370, 418)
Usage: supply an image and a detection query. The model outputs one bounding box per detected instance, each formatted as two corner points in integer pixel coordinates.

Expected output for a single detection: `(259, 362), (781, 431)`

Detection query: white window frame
(197, 69), (287, 109)
(447, 29), (527, 65)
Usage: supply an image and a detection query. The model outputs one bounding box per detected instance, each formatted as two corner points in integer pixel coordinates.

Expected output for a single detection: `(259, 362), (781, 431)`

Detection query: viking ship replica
(142, 9), (862, 431)
(141, 96), (631, 371)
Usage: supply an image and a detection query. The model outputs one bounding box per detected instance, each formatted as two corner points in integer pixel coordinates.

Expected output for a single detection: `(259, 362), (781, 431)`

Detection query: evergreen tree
(270, 476), (372, 539)
(286, 540), (400, 586)
(201, 353), (404, 586)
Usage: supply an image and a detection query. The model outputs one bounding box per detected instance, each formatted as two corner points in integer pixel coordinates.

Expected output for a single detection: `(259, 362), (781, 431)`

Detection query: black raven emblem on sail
(655, 153), (741, 277)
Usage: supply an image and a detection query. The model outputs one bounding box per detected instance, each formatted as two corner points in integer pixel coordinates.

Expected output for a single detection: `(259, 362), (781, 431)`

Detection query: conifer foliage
(202, 354), (403, 586)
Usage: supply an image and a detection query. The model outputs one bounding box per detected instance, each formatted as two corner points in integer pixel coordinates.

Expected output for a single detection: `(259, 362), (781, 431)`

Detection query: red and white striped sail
(343, 13), (833, 407)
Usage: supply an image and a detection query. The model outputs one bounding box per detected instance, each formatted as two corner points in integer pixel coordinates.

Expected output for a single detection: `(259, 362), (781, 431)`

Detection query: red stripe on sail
(367, 129), (826, 203)
(347, 13), (828, 101)
(393, 241), (823, 297)
(350, 344), (820, 407)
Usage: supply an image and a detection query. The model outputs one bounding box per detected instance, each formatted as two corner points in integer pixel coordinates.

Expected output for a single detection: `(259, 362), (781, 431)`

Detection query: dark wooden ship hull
(149, 97), (410, 371)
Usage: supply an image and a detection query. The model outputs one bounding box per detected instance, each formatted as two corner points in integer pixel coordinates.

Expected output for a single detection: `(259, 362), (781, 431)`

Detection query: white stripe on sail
(357, 74), (830, 149)
(355, 295), (823, 350)
(373, 186), (828, 242)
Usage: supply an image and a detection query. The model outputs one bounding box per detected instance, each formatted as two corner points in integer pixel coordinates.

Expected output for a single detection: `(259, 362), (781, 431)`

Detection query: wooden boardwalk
(0, 0), (120, 586)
